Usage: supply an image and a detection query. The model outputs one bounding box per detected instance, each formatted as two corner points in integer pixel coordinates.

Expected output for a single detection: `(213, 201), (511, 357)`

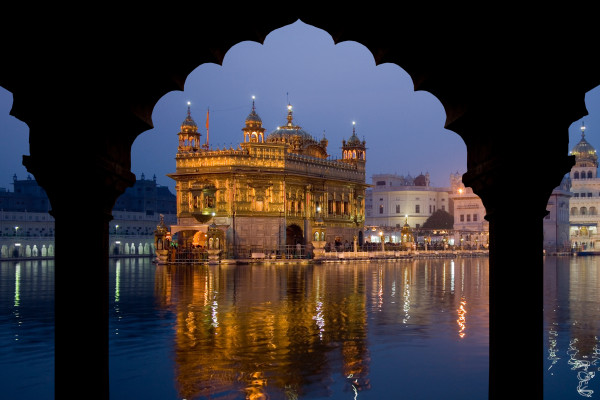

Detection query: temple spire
(242, 96), (265, 143)
(178, 101), (200, 152)
(286, 104), (293, 126)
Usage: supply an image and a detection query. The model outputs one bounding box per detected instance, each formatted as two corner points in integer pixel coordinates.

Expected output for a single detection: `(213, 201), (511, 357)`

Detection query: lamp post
(379, 231), (384, 251)
(115, 224), (119, 235)
(14, 226), (19, 236)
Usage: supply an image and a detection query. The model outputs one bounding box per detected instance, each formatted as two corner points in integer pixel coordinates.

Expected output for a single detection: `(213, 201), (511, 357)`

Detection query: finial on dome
(287, 104), (293, 126)
(251, 95), (256, 111)
(582, 121), (586, 137)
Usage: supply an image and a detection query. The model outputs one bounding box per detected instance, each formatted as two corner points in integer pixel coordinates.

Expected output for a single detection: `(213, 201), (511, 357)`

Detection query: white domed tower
(570, 122), (598, 179)
(569, 122), (600, 253)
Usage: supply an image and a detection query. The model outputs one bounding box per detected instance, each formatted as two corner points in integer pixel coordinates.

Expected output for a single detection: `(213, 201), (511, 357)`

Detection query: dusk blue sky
(1, 20), (598, 195)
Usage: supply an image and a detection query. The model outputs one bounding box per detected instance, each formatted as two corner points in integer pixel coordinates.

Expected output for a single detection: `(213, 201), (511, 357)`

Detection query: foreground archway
(1, 9), (599, 400)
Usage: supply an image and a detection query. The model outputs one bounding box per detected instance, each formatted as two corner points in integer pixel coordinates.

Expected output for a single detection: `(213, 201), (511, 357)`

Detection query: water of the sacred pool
(1, 256), (596, 399)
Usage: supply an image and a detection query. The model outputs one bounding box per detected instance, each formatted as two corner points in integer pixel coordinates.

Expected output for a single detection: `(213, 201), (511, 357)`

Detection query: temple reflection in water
(153, 259), (488, 399)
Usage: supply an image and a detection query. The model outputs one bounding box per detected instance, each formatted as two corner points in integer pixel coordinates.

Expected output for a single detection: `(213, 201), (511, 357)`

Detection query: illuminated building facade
(167, 100), (368, 252)
(568, 123), (600, 251)
(449, 172), (489, 248)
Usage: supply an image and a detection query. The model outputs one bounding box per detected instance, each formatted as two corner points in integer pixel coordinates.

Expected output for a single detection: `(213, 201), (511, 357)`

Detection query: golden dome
(181, 104), (198, 133)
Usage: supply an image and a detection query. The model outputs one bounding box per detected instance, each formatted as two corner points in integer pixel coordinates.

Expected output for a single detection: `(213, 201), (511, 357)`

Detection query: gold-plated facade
(167, 101), (368, 253)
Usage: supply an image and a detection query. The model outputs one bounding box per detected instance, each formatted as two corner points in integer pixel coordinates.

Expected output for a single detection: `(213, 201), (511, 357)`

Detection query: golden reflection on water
(153, 263), (368, 399)
(457, 297), (467, 339)
(153, 260), (487, 399)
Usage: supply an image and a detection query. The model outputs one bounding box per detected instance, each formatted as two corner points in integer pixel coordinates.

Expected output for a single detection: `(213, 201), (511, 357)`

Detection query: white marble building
(365, 172), (450, 231)
(569, 123), (600, 252)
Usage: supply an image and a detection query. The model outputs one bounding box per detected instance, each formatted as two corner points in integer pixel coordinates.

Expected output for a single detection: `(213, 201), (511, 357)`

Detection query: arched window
(581, 207), (587, 215)
(589, 171), (594, 178)
(571, 207), (578, 215)
(574, 172), (580, 179)
(590, 207), (597, 215)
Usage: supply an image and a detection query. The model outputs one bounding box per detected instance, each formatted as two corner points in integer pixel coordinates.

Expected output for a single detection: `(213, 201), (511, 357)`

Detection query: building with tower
(568, 123), (600, 252)
(167, 99), (368, 256)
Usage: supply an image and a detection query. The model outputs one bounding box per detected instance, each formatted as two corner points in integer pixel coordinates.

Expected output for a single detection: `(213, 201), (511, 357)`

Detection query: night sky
(0, 20), (598, 195)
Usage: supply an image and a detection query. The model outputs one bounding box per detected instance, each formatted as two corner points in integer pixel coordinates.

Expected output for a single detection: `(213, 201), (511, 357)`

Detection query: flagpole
(204, 107), (209, 150)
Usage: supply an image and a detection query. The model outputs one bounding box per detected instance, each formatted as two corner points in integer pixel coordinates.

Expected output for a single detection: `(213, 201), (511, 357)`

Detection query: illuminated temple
(166, 99), (368, 254)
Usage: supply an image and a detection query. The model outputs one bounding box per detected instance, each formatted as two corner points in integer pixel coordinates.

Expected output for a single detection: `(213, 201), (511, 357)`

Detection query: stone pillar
(482, 200), (547, 399)
(460, 114), (575, 400)
(23, 125), (136, 399)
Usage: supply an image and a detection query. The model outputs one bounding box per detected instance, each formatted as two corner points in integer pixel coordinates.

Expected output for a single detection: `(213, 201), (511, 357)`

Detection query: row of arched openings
(111, 242), (154, 255)
(1, 244), (54, 258)
(571, 206), (598, 215)
(573, 171), (595, 179)
(343, 149), (365, 160)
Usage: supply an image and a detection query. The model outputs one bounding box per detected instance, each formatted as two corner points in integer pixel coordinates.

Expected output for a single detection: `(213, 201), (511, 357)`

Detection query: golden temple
(166, 99), (368, 256)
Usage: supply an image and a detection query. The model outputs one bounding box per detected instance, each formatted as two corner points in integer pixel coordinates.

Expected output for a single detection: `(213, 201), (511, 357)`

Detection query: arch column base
(462, 150), (573, 399)
(23, 152), (135, 400)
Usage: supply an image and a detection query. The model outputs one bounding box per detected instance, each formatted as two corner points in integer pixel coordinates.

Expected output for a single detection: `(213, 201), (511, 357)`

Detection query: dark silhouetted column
(23, 126), (136, 399)
(461, 115), (575, 399)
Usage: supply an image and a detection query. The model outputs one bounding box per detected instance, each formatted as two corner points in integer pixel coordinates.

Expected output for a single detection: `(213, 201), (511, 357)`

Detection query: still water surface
(0, 256), (591, 399)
